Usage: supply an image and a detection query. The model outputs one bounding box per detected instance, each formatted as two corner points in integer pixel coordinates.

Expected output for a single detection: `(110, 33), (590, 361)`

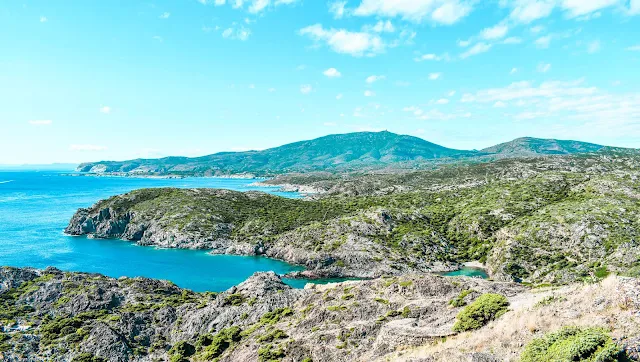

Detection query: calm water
(0, 171), (311, 291)
(442, 267), (489, 279)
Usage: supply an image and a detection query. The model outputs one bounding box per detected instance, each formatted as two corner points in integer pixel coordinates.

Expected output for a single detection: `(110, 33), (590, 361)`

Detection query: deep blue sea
(0, 171), (315, 292)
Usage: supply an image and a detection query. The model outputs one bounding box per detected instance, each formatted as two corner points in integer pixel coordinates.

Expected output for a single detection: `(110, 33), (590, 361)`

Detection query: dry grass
(384, 276), (640, 362)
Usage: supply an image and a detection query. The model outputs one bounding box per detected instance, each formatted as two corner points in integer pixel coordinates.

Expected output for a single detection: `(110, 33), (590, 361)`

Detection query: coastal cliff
(1, 267), (638, 361)
(65, 164), (640, 284)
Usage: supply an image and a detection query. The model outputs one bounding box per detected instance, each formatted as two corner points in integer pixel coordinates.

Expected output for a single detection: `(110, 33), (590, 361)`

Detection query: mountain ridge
(76, 131), (618, 176)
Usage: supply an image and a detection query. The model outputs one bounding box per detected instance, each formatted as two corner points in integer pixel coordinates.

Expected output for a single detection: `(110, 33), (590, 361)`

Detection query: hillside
(481, 137), (605, 156)
(1, 267), (638, 361)
(75, 132), (618, 176)
(66, 152), (640, 284)
(76, 131), (473, 175)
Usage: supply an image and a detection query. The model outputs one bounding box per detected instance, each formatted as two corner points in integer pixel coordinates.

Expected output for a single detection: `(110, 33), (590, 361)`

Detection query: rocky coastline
(1, 266), (638, 361)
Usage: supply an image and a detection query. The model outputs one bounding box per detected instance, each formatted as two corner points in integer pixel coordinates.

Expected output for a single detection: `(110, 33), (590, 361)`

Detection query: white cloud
(460, 42), (492, 58)
(329, 1), (348, 18)
(510, 67), (518, 74)
(468, 79), (596, 103)
(587, 40), (601, 53)
(508, 0), (555, 24)
(537, 63), (551, 73)
(627, 45), (640, 51)
(248, 84), (256, 89)
(336, 93), (344, 100)
(428, 72), (442, 80)
(99, 106), (112, 114)
(323, 68), (342, 77)
(40, 16), (47, 23)
(448, 90), (456, 96)
(436, 98), (449, 104)
(28, 120), (52, 125)
(352, 0), (473, 25)
(502, 37), (522, 44)
(222, 26), (251, 41)
(300, 84), (313, 94)
(481, 24), (508, 40)
(69, 144), (108, 152)
(211, 0), (299, 13)
(268, 87), (276, 92)
(366, 75), (385, 83)
(299, 24), (385, 57)
(530, 25), (545, 33)
(431, 1), (473, 25)
(159, 12), (171, 19)
(371, 20), (395, 33)
(535, 35), (551, 48)
(152, 35), (164, 42)
(561, 0), (619, 18)
(364, 90), (376, 97)
(631, 0), (640, 14)
(414, 52), (450, 62)
(458, 39), (471, 47)
(493, 101), (507, 108)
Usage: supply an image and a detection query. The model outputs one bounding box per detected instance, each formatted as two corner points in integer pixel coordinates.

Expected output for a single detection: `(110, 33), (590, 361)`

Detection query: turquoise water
(442, 267), (489, 279)
(0, 171), (310, 292)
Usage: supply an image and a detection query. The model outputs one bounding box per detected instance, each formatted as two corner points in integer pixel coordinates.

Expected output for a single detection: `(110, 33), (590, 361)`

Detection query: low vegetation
(520, 327), (625, 362)
(452, 293), (509, 332)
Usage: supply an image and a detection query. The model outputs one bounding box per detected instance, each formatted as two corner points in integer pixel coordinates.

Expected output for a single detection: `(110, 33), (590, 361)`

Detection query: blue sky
(1, 0), (639, 164)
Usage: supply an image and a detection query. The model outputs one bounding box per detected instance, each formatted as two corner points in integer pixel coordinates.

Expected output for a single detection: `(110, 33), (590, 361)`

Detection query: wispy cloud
(323, 68), (342, 77)
(428, 72), (442, 80)
(99, 106), (112, 114)
(460, 42), (491, 58)
(537, 63), (551, 73)
(300, 84), (313, 94)
(365, 75), (385, 83)
(39, 16), (47, 23)
(299, 24), (385, 57)
(352, 0), (473, 25)
(159, 12), (171, 19)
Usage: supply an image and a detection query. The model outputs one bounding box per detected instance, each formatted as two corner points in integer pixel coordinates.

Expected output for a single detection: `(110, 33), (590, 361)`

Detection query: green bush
(520, 326), (626, 362)
(449, 289), (473, 308)
(452, 293), (509, 332)
(198, 326), (243, 360)
(258, 343), (286, 362)
(71, 353), (107, 362)
(168, 340), (195, 362)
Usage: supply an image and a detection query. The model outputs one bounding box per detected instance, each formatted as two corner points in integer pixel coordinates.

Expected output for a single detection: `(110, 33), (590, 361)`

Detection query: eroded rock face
(0, 267), (526, 362)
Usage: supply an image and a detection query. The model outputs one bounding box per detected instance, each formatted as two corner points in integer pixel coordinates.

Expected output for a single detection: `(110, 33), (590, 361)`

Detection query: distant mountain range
(76, 131), (618, 176)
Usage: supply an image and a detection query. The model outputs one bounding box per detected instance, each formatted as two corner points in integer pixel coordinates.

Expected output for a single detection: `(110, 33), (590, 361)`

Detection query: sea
(0, 170), (317, 292)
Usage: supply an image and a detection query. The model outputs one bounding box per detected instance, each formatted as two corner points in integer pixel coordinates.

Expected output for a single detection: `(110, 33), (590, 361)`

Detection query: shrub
(223, 293), (245, 306)
(520, 326), (626, 362)
(449, 289), (473, 308)
(452, 293), (509, 332)
(197, 326), (242, 360)
(168, 341), (195, 362)
(71, 353), (106, 362)
(258, 344), (286, 362)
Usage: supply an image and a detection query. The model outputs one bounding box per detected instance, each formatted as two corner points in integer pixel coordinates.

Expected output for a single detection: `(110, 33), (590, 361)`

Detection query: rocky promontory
(65, 158), (640, 285)
(1, 267), (639, 361)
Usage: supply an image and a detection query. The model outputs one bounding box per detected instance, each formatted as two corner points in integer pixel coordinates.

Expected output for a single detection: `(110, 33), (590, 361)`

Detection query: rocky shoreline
(1, 266), (639, 361)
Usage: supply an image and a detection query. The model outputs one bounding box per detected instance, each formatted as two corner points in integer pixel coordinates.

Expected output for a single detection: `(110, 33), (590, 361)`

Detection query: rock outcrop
(1, 267), (638, 361)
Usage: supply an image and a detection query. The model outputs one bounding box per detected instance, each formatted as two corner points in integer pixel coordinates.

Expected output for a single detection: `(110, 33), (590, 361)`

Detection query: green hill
(76, 131), (474, 175)
(481, 137), (605, 156)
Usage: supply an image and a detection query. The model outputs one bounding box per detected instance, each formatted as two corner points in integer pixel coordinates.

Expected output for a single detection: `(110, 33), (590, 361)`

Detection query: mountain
(76, 131), (475, 175)
(481, 137), (605, 156)
(76, 132), (617, 176)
